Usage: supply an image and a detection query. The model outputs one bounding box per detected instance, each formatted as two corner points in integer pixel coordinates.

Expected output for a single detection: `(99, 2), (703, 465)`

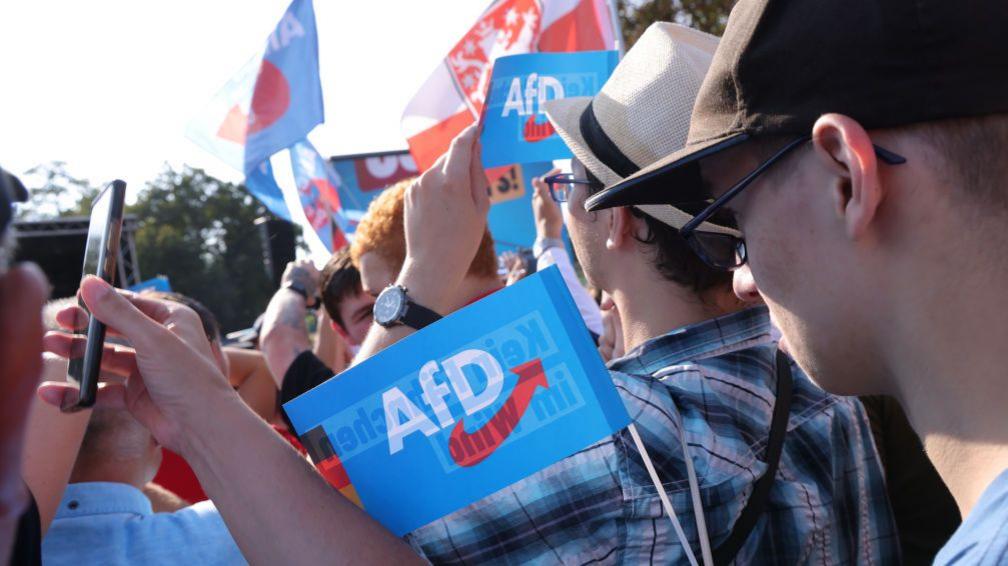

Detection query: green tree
(15, 162), (283, 331)
(130, 166), (277, 332)
(618, 0), (736, 47)
(16, 161), (98, 220)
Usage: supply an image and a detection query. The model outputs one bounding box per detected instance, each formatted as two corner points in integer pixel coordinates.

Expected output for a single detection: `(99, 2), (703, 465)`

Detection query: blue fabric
(244, 159), (291, 221)
(406, 306), (900, 564)
(242, 0), (324, 174)
(935, 468), (1008, 565)
(289, 138), (353, 250)
(42, 482), (245, 566)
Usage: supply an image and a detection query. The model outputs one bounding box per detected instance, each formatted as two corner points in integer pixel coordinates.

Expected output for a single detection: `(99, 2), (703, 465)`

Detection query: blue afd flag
(481, 51), (619, 168)
(245, 159), (291, 221)
(187, 0), (324, 175)
(284, 266), (631, 536)
(289, 139), (351, 251)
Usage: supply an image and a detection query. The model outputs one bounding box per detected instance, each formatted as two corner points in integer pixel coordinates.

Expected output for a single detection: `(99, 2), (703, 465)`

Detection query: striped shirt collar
(608, 305), (773, 375)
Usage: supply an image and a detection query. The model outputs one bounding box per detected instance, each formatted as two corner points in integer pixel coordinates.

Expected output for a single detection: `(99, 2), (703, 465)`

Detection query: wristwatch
(284, 281), (319, 309)
(373, 285), (442, 330)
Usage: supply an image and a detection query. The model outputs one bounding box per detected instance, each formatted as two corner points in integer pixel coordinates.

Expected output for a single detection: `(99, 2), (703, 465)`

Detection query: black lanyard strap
(712, 349), (794, 565)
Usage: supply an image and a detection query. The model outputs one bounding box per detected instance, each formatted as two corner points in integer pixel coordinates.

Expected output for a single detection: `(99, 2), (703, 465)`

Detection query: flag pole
(626, 422), (701, 566)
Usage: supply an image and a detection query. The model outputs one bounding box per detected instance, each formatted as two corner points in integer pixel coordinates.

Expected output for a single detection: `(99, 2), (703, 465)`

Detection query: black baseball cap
(0, 166), (28, 234)
(586, 0), (1008, 212)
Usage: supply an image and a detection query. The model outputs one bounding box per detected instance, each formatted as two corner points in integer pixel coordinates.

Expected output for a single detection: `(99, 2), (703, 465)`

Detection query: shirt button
(67, 500), (79, 510)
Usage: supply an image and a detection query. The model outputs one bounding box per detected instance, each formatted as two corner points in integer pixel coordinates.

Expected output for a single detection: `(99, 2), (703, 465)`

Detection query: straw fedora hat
(543, 22), (739, 236)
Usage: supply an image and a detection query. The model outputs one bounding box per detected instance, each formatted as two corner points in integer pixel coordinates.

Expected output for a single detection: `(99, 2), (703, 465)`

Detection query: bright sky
(0, 1), (488, 195)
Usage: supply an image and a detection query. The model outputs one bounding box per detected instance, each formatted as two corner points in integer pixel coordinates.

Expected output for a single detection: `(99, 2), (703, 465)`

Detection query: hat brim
(545, 98), (743, 235)
(584, 132), (750, 212)
(542, 96), (624, 187)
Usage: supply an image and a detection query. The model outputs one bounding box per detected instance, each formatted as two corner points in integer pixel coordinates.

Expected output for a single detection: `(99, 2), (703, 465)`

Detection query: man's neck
(610, 274), (743, 353)
(69, 460), (148, 490)
(887, 267), (1008, 517)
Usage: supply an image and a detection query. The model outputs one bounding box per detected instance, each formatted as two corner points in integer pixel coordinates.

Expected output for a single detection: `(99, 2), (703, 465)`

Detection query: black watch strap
(284, 283), (318, 308)
(402, 301), (442, 330)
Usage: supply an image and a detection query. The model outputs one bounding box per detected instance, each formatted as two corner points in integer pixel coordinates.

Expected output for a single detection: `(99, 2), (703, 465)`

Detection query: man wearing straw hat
(539, 21), (898, 565)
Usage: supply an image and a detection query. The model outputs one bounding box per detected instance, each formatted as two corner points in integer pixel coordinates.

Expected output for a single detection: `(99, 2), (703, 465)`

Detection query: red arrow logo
(448, 359), (548, 467)
(523, 115), (556, 143)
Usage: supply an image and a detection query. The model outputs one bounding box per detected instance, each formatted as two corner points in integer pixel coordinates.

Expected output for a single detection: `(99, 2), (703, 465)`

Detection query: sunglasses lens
(688, 231), (744, 270)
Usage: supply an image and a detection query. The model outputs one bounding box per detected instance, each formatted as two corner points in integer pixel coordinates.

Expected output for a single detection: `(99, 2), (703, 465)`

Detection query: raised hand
(398, 124), (490, 312)
(40, 276), (238, 454)
(531, 168), (563, 240)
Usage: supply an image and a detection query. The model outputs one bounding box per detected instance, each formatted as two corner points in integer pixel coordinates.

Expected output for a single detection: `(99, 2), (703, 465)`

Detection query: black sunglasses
(543, 173), (603, 203)
(679, 135), (907, 270)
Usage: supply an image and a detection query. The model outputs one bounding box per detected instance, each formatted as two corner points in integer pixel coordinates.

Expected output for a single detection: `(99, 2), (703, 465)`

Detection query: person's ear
(811, 114), (883, 239)
(606, 207), (634, 250)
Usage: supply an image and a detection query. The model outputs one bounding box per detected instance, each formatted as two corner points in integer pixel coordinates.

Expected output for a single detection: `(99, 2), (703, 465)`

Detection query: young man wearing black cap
(587, 0), (1008, 562)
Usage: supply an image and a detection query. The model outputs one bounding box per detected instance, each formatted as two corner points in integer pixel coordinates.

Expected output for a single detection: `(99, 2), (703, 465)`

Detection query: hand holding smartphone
(63, 180), (126, 412)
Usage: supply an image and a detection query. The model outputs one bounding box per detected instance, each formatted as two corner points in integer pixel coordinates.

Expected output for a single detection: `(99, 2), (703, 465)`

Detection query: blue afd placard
(481, 51), (619, 168)
(284, 266), (630, 536)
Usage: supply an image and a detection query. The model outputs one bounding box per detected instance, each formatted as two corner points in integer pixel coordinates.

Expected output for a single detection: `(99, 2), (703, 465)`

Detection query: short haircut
(320, 248), (362, 328)
(904, 114), (1008, 211)
(350, 178), (498, 280)
(585, 169), (732, 294)
(144, 291), (221, 342)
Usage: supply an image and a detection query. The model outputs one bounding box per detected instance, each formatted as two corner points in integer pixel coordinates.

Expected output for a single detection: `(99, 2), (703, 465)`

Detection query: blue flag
(187, 0), (324, 175)
(284, 266), (631, 536)
(481, 51), (619, 168)
(244, 159), (291, 221)
(289, 139), (351, 251)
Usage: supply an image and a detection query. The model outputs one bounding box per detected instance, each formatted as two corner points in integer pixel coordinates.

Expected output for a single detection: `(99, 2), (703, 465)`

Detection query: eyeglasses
(679, 135), (908, 270)
(543, 173), (603, 203)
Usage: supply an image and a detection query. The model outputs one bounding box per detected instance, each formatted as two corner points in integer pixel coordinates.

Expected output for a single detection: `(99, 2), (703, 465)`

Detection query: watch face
(374, 286), (405, 325)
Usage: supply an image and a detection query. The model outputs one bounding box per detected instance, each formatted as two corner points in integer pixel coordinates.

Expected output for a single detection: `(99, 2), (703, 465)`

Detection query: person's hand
(39, 276), (238, 455)
(532, 168), (563, 240)
(398, 124), (490, 312)
(502, 252), (528, 286)
(280, 260), (321, 305)
(0, 263), (48, 522)
(598, 294), (625, 363)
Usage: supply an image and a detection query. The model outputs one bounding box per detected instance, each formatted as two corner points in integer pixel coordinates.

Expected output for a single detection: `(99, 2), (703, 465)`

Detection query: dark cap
(0, 166), (28, 235)
(587, 0), (1008, 212)
(0, 166), (28, 204)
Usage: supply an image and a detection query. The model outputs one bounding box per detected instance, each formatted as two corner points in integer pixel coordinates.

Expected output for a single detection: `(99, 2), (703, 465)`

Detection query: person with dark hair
(260, 249), (375, 419)
(586, 1), (1008, 563)
(537, 22), (897, 563)
(319, 249), (375, 348)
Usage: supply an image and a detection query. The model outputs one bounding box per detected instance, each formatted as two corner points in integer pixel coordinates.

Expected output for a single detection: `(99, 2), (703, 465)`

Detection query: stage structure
(12, 215), (141, 299)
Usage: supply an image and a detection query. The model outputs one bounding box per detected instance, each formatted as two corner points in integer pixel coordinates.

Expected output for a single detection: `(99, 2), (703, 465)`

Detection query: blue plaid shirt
(406, 306), (898, 564)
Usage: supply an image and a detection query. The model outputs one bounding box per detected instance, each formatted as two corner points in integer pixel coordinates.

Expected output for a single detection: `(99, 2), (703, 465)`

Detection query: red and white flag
(401, 0), (617, 171)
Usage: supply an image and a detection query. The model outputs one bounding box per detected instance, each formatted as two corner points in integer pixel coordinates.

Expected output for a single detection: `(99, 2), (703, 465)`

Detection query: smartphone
(63, 180), (127, 412)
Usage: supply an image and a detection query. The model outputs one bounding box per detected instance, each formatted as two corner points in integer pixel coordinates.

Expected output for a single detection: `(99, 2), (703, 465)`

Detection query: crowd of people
(3, 0), (1007, 564)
